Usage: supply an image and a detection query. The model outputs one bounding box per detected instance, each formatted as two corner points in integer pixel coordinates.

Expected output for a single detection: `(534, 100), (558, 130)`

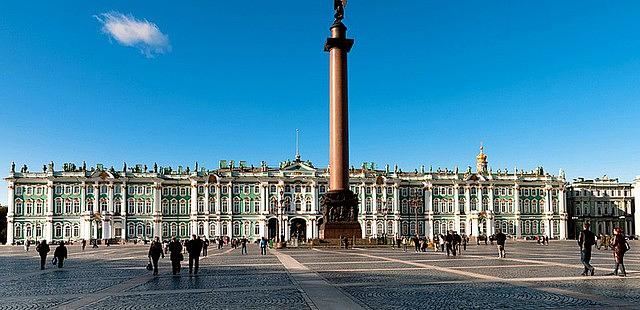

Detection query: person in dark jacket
(578, 222), (596, 276)
(188, 235), (203, 275)
(611, 227), (628, 276)
(53, 241), (68, 268)
(202, 238), (209, 257)
(168, 237), (183, 275)
(495, 230), (507, 258)
(241, 236), (248, 255)
(445, 232), (454, 257)
(81, 239), (86, 251)
(36, 240), (50, 270)
(148, 237), (164, 276)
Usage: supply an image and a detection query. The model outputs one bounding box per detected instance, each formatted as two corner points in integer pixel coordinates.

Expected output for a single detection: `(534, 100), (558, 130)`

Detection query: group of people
(393, 232), (470, 257)
(579, 222), (630, 277)
(33, 240), (68, 270)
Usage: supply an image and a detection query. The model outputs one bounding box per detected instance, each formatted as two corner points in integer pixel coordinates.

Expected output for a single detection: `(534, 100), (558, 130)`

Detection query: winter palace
(4, 148), (639, 244)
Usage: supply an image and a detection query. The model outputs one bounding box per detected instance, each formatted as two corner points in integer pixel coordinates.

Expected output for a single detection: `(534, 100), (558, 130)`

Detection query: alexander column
(320, 0), (362, 240)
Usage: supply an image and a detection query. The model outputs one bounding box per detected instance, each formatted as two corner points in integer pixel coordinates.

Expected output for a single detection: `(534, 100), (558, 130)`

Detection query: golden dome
(476, 145), (487, 161)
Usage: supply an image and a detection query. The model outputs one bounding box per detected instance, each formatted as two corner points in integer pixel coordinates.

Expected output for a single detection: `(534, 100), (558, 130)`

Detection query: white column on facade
(488, 186), (495, 212)
(259, 219), (266, 238)
(393, 185), (399, 214)
(190, 181), (198, 235)
(514, 184), (521, 239)
(227, 184), (233, 215)
(464, 186), (471, 214)
(102, 219), (111, 240)
(92, 184), (99, 213)
(259, 183), (267, 214)
(311, 183), (318, 213)
(372, 219), (378, 238)
(471, 218), (479, 239)
(215, 184), (221, 214)
(306, 219), (313, 240)
(359, 183), (365, 216)
(81, 182), (87, 213)
(424, 183), (433, 238)
(204, 183), (210, 215)
(46, 181), (54, 215)
(153, 184), (162, 238)
(120, 182), (127, 240)
(108, 184), (114, 214)
(633, 178), (640, 237)
(7, 182), (15, 244)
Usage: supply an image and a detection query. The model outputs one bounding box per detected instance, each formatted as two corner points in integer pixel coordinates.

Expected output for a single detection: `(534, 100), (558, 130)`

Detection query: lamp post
(410, 192), (423, 237)
(276, 190), (286, 248)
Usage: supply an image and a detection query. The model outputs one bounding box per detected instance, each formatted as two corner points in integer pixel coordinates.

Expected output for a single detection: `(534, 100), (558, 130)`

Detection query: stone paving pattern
(0, 240), (638, 309)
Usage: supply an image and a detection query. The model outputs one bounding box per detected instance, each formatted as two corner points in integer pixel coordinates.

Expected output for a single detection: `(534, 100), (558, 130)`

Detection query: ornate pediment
(281, 161), (316, 173)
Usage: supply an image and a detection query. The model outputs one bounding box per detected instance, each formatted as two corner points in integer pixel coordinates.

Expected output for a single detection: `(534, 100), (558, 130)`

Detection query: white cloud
(96, 12), (170, 57)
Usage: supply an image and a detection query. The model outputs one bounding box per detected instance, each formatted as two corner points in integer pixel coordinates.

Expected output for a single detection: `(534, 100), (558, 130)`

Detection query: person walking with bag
(260, 237), (268, 255)
(53, 241), (68, 268)
(36, 240), (50, 270)
(578, 222), (596, 276)
(148, 237), (164, 276)
(495, 229), (507, 258)
(168, 237), (183, 275)
(611, 227), (629, 276)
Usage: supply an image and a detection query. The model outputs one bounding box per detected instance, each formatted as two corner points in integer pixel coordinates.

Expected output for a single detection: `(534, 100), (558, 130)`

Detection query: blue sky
(1, 1), (639, 203)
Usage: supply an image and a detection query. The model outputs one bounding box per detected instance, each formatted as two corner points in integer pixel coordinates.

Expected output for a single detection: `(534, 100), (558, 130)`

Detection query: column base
(319, 190), (362, 239)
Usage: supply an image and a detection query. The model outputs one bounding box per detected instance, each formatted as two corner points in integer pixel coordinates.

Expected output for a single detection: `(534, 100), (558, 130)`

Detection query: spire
(476, 142), (488, 174)
(295, 128), (301, 162)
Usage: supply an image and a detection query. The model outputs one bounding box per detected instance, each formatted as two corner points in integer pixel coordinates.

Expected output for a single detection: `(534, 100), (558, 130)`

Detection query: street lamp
(276, 190), (286, 248)
(409, 191), (423, 237)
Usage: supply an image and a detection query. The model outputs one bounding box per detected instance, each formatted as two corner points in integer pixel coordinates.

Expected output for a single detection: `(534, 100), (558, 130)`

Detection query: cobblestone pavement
(0, 240), (638, 309)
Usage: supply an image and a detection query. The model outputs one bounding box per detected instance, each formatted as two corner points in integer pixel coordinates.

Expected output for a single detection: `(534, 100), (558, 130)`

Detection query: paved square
(0, 241), (638, 309)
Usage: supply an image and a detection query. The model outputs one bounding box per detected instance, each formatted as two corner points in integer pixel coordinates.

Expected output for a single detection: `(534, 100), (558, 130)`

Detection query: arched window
(137, 224), (144, 237)
(222, 200), (228, 213)
(179, 223), (187, 237)
(86, 199), (93, 212)
(233, 222), (240, 236)
(269, 198), (277, 214)
(210, 223), (217, 237)
(162, 223), (169, 237)
(15, 199), (23, 215)
(433, 221), (440, 235)
(64, 225), (71, 238)
(35, 225), (42, 238)
(209, 199), (216, 213)
(377, 222), (384, 235)
(198, 198), (205, 214)
(305, 198), (312, 212)
(170, 223), (177, 237)
(73, 224), (79, 237)
(54, 224), (62, 238)
(179, 199), (187, 214)
(162, 200), (169, 214)
(524, 200), (530, 214)
(532, 221), (539, 234)
(127, 198), (135, 214)
(15, 224), (23, 239)
(55, 198), (63, 215)
(136, 199), (144, 214)
(244, 198), (251, 213)
(365, 221), (372, 236)
(524, 221), (531, 235)
(145, 199), (152, 214)
(25, 200), (33, 215)
(531, 199), (538, 214)
(198, 223), (205, 236)
(508, 221), (515, 235)
(171, 199), (178, 215)
(365, 198), (372, 213)
(128, 223), (135, 237)
(448, 200), (454, 214)
(401, 200), (408, 214)
(100, 199), (108, 212)
(233, 199), (240, 214)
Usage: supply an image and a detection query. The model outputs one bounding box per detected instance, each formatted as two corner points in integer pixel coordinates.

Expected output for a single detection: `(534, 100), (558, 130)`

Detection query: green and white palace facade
(5, 149), (586, 244)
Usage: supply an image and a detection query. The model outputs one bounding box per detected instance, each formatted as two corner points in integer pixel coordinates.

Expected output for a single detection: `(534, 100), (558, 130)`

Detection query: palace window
(222, 186), (228, 194)
(233, 222), (240, 236)
(73, 225), (79, 237)
(306, 198), (312, 212)
(210, 223), (217, 237)
(387, 187), (393, 195)
(25, 200), (33, 215)
(73, 199), (80, 214)
(210, 186), (216, 194)
(100, 199), (108, 212)
(64, 186), (70, 195)
(64, 225), (71, 238)
(269, 198), (277, 214)
(55, 225), (62, 238)
(198, 223), (205, 236)
(145, 199), (152, 214)
(171, 187), (178, 196)
(222, 200), (228, 213)
(36, 187), (42, 195)
(254, 223), (260, 235)
(198, 198), (205, 213)
(65, 200), (72, 214)
(55, 199), (63, 214)
(100, 185), (107, 194)
(180, 187), (187, 196)
(113, 199), (120, 214)
(244, 185), (250, 194)
(179, 199), (187, 214)
(233, 186), (240, 194)
(233, 199), (240, 214)
(114, 186), (120, 194)
(162, 200), (169, 214)
(401, 200), (408, 214)
(179, 223), (187, 237)
(365, 198), (372, 213)
(295, 199), (302, 212)
(145, 186), (152, 195)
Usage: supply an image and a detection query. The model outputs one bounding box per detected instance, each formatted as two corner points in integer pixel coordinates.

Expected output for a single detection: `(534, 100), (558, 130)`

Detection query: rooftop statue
(333, 0), (346, 23)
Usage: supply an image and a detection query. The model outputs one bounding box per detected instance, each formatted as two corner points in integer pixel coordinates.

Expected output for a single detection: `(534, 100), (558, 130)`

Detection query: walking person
(92, 239), (98, 249)
(36, 240), (50, 270)
(495, 229), (507, 258)
(81, 239), (86, 251)
(578, 222), (596, 276)
(611, 227), (629, 276)
(148, 237), (164, 276)
(454, 232), (462, 255)
(241, 236), (248, 255)
(402, 236), (407, 252)
(462, 234), (468, 251)
(202, 238), (209, 257)
(260, 237), (268, 255)
(188, 235), (203, 275)
(413, 235), (420, 253)
(168, 237), (183, 275)
(53, 241), (68, 268)
(445, 231), (454, 257)
(24, 238), (31, 252)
